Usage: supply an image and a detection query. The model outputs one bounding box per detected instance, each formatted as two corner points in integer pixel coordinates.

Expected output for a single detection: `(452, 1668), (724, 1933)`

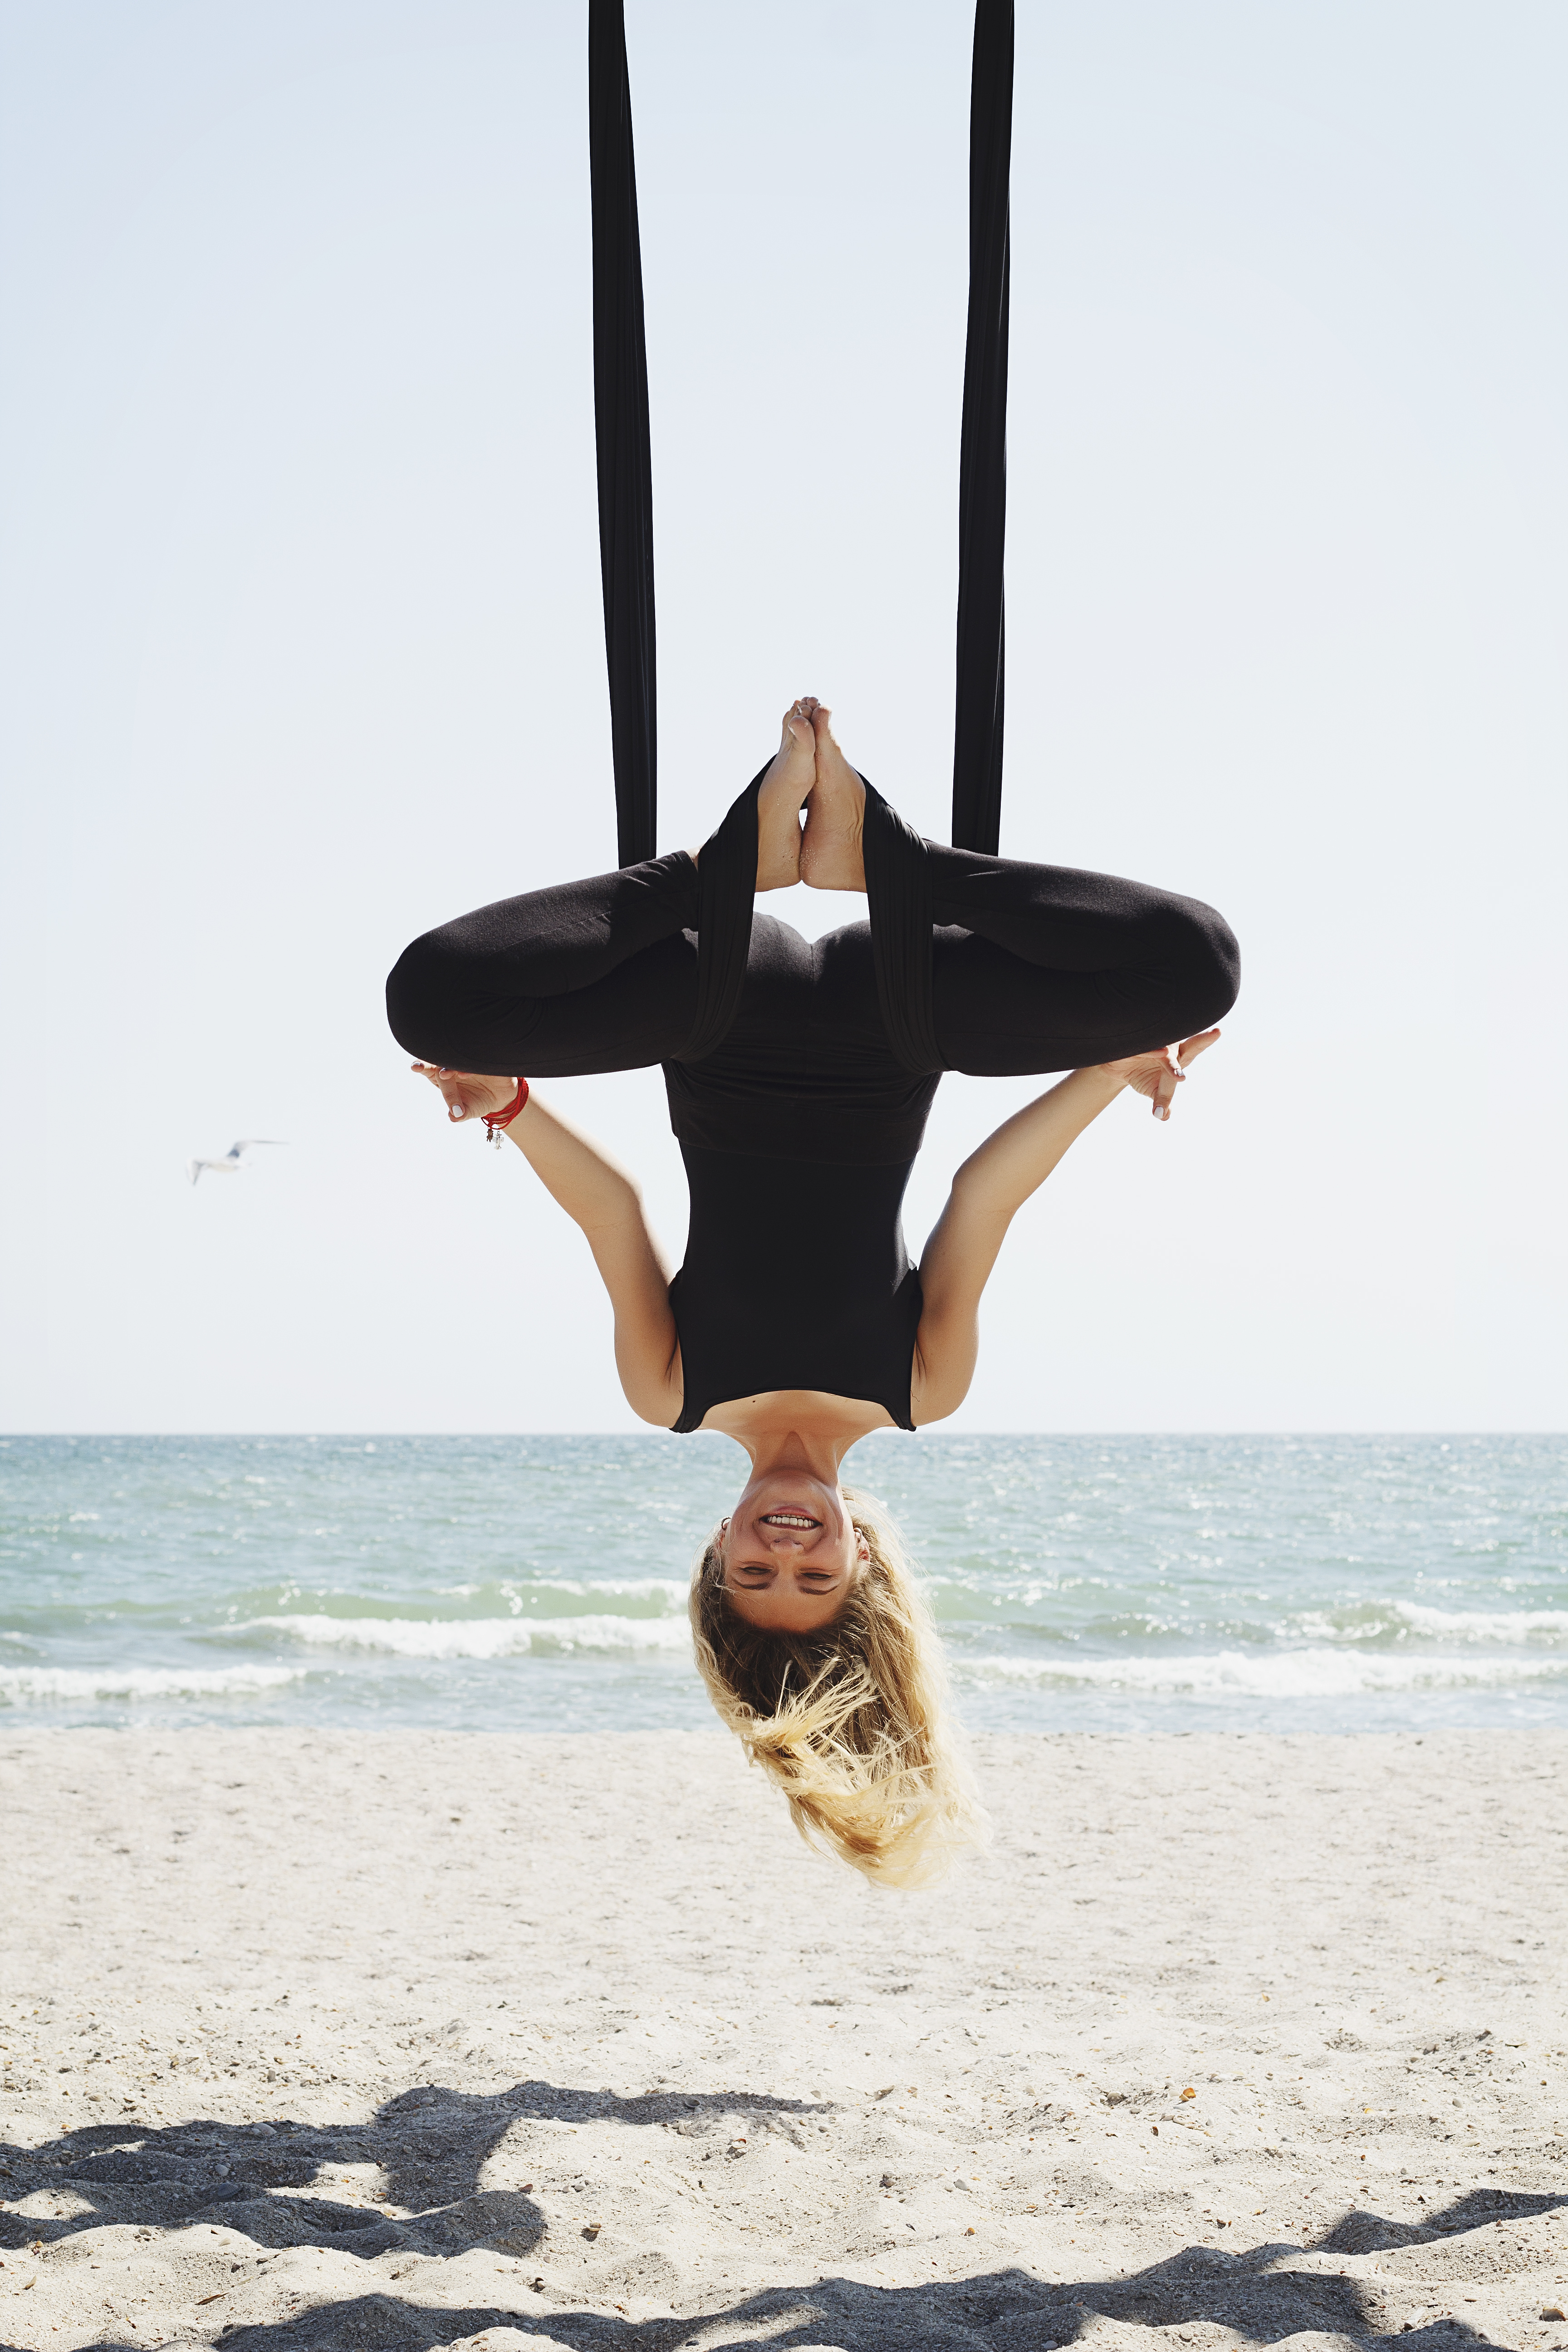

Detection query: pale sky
(2, 0), (1564, 1434)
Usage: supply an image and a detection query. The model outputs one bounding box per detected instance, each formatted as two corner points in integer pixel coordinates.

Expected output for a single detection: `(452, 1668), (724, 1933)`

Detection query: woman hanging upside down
(386, 701), (1239, 1886)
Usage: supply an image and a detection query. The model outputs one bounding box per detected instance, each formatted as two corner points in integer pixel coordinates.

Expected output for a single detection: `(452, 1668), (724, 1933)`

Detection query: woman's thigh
(932, 912), (1239, 1077)
(387, 931), (698, 1077)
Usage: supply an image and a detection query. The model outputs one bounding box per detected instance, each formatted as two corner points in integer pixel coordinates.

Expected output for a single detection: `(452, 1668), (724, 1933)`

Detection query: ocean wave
(500, 1578), (690, 1607)
(1287, 1602), (1568, 1646)
(248, 1612), (692, 1660)
(956, 1646), (1568, 1698)
(1387, 1604), (1568, 1643)
(569, 1578), (690, 1603)
(391, 1578), (690, 1610)
(0, 1664), (306, 1703)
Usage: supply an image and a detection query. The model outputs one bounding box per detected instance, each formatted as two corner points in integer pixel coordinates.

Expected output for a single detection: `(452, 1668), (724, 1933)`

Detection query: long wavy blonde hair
(688, 1487), (988, 1888)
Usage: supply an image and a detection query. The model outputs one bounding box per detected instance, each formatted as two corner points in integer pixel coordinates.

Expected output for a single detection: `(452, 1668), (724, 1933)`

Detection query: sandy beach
(1, 1728), (1564, 2352)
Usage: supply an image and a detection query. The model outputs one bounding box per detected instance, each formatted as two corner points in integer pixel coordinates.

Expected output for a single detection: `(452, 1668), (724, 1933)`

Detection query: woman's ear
(855, 1529), (871, 1567)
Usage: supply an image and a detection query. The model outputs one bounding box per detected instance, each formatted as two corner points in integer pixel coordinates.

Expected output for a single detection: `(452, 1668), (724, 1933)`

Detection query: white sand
(1, 1728), (1565, 2352)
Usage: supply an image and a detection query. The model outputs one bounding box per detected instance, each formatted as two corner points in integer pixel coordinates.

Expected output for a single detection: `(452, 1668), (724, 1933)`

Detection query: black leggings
(386, 776), (1240, 1166)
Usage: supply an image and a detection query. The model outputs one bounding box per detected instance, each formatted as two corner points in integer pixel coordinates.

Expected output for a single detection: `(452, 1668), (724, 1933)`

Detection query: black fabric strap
(674, 765), (766, 1064)
(589, 0), (658, 868)
(863, 781), (942, 1074)
(951, 0), (1014, 858)
(681, 769), (943, 1076)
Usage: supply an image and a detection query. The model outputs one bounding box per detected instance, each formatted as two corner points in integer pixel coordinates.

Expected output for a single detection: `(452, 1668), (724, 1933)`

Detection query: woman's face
(719, 1470), (868, 1634)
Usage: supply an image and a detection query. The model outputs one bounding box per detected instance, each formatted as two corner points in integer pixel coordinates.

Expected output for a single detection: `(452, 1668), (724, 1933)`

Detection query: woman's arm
(909, 1031), (1220, 1426)
(413, 1065), (683, 1428)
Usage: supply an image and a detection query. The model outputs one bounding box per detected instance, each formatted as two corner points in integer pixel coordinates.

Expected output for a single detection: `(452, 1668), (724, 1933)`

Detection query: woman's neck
(741, 1424), (848, 1483)
(701, 1387), (893, 1452)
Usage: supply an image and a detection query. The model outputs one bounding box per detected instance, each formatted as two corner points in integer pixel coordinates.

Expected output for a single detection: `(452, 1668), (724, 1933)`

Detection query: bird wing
(228, 1139), (286, 1159)
(186, 1159), (202, 1184)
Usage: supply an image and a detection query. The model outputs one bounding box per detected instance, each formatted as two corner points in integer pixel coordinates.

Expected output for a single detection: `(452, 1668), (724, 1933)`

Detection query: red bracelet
(482, 1078), (529, 1142)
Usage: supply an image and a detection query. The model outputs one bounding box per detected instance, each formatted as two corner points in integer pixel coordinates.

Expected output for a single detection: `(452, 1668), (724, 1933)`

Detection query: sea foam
(249, 1612), (691, 1659)
(0, 1664), (306, 1704)
(959, 1646), (1568, 1697)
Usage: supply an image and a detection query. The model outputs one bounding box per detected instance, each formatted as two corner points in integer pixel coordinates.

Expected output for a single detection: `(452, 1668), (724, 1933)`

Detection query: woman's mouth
(758, 1511), (820, 1529)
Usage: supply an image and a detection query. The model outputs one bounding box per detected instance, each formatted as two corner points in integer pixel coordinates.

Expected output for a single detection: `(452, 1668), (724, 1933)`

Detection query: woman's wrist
(1073, 1063), (1130, 1104)
(481, 1078), (529, 1140)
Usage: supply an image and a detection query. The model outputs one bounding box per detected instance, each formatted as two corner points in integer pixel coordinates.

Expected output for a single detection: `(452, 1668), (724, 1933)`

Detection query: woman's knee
(1166, 896), (1241, 1029)
(385, 929), (469, 1060)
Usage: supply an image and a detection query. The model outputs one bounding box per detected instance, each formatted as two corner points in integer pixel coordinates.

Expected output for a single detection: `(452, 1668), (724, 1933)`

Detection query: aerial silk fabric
(589, 0), (657, 868)
(951, 0), (1013, 856)
(588, 0), (1015, 869)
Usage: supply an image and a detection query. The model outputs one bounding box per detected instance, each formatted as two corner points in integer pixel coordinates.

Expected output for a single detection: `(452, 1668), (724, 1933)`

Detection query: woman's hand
(1095, 1028), (1221, 1121)
(411, 1063), (518, 1125)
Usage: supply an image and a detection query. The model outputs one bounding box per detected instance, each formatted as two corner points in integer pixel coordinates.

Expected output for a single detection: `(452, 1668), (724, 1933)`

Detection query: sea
(1, 1434), (1563, 1736)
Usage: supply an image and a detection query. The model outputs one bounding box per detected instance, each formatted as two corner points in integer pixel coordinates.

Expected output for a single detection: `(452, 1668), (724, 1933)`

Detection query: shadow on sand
(0, 2078), (826, 2263)
(4, 2076), (1562, 2352)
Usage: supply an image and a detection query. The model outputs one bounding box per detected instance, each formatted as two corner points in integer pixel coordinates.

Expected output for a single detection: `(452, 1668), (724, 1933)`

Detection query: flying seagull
(186, 1140), (287, 1186)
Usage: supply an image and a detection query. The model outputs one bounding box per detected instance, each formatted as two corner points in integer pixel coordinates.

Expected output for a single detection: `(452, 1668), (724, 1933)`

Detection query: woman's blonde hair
(688, 1488), (988, 1888)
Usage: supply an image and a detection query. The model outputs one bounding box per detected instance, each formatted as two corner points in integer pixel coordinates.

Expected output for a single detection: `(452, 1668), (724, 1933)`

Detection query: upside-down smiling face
(720, 1469), (869, 1633)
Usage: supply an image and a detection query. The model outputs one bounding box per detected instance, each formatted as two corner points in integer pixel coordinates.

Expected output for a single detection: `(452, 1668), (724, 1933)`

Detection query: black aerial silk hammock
(588, 0), (657, 869)
(588, 0), (1014, 869)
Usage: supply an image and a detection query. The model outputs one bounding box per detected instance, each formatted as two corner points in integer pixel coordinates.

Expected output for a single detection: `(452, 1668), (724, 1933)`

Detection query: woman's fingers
(411, 1060), (473, 1118)
(1149, 1027), (1222, 1116)
(1176, 1027), (1222, 1068)
(1137, 1028), (1223, 1118)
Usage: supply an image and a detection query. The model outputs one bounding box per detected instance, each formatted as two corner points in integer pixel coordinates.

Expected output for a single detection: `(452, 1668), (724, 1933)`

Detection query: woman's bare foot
(754, 699), (819, 891)
(799, 704), (866, 892)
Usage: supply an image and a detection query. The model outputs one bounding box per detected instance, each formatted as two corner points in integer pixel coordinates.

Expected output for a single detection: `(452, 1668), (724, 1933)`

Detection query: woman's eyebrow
(726, 1555), (841, 1576)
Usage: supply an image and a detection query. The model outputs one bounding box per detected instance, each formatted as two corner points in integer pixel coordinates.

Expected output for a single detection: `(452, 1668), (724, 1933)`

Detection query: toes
(779, 702), (818, 766)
